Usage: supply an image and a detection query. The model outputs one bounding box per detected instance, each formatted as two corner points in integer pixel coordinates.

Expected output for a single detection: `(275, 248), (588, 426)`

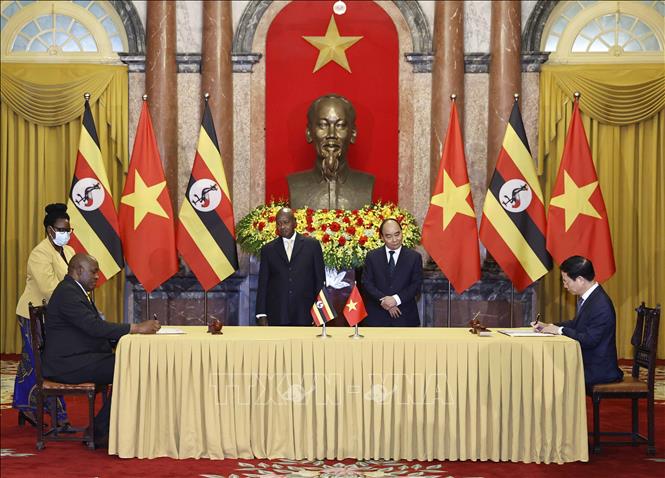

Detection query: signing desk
(109, 327), (588, 463)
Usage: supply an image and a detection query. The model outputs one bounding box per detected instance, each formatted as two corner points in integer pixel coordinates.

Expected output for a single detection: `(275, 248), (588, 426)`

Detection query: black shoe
(94, 434), (109, 450)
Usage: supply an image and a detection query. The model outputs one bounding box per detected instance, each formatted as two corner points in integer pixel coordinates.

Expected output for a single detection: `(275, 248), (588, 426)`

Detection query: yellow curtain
(1, 63), (129, 354)
(538, 64), (665, 359)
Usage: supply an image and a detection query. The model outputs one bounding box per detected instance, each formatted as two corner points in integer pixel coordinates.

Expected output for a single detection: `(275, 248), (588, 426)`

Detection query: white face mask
(51, 230), (71, 247)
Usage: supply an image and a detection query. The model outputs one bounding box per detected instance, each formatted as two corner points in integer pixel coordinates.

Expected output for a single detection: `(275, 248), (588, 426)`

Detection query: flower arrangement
(237, 202), (421, 270)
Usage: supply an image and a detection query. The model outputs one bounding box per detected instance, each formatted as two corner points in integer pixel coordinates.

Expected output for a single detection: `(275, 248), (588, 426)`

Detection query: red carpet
(2, 357), (664, 477)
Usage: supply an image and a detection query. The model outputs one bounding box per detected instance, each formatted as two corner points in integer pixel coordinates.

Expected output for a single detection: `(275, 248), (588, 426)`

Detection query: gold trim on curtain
(1, 63), (128, 354)
(538, 63), (665, 359)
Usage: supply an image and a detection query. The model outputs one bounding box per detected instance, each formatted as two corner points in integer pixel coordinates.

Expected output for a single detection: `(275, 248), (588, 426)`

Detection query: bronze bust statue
(288, 94), (374, 210)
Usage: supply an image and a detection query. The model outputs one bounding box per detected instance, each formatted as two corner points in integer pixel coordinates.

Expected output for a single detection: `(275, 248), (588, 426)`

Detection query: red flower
(338, 237), (346, 246)
(335, 209), (343, 217)
(322, 208), (329, 213)
(329, 222), (341, 232)
(306, 225), (315, 233)
(342, 216), (351, 224)
(346, 226), (356, 235)
(322, 234), (331, 243)
(320, 224), (328, 231)
(306, 207), (315, 216)
(258, 221), (266, 231)
(355, 217), (364, 226)
(268, 215), (276, 222)
(352, 209), (359, 215)
(359, 235), (368, 245)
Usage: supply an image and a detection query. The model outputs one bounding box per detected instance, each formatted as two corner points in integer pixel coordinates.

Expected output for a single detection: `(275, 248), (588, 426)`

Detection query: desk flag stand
(348, 324), (364, 340)
(317, 322), (331, 339)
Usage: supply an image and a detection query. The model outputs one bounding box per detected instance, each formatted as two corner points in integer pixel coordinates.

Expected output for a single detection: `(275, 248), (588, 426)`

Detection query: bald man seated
(43, 253), (160, 448)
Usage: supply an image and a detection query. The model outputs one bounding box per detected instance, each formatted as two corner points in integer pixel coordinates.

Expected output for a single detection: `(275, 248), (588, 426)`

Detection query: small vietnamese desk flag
(119, 97), (178, 293)
(343, 283), (367, 326)
(546, 95), (615, 282)
(311, 287), (337, 326)
(421, 99), (481, 293)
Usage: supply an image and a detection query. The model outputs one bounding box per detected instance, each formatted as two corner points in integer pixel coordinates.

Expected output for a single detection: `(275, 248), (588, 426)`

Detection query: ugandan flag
(479, 98), (551, 291)
(67, 97), (123, 285)
(177, 100), (238, 291)
(311, 287), (337, 326)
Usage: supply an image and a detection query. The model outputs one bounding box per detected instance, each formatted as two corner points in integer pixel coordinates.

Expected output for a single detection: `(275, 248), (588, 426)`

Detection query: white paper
(156, 327), (186, 335)
(498, 330), (555, 337)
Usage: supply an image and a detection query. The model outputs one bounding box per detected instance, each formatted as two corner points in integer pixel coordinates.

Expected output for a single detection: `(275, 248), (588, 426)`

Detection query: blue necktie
(388, 251), (396, 277)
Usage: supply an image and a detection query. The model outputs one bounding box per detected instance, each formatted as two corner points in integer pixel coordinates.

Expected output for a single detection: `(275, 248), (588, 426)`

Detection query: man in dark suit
(256, 207), (326, 326)
(44, 253), (160, 447)
(534, 255), (623, 388)
(362, 218), (423, 327)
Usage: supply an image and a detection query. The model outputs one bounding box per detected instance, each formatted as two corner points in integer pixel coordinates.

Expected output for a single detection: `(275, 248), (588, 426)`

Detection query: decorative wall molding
(109, 0), (145, 54)
(522, 0), (558, 53)
(233, 0), (432, 72)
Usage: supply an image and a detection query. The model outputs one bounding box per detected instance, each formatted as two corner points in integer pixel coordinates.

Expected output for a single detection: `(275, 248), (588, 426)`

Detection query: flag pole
(204, 290), (208, 325)
(317, 321), (331, 339)
(146, 291), (150, 320)
(447, 281), (452, 327)
(510, 285), (514, 327)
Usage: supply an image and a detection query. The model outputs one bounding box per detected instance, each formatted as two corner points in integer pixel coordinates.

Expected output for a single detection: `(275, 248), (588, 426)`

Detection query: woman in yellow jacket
(14, 203), (74, 428)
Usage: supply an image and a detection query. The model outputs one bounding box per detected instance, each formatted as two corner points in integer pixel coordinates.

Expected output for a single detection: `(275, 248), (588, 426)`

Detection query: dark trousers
(46, 353), (115, 441)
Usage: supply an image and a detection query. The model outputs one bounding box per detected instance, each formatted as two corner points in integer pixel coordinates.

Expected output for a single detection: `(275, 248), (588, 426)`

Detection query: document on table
(498, 330), (555, 337)
(156, 327), (186, 335)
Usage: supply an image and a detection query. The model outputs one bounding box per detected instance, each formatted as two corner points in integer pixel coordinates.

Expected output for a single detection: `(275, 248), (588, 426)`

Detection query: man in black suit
(362, 218), (423, 327)
(44, 253), (160, 447)
(256, 207), (326, 326)
(534, 256), (623, 388)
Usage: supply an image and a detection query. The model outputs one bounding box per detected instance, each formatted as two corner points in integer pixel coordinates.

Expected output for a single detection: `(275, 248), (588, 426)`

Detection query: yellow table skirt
(108, 326), (588, 463)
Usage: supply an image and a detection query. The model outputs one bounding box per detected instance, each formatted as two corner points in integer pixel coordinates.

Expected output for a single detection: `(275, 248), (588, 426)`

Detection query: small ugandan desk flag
(311, 288), (337, 326)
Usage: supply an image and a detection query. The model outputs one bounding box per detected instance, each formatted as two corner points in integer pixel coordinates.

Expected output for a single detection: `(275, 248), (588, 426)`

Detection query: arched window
(541, 0), (664, 63)
(1, 0), (128, 62)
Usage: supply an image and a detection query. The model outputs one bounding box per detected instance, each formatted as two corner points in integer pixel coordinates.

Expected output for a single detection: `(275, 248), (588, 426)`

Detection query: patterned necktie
(388, 250), (396, 276)
(576, 297), (584, 315)
(286, 240), (293, 261)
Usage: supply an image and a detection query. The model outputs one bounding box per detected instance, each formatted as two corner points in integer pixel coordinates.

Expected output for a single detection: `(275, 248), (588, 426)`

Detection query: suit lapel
(291, 234), (304, 262)
(66, 276), (98, 315)
(274, 237), (289, 263)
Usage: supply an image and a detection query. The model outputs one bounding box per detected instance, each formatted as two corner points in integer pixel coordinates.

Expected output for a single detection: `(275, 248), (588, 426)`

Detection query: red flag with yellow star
(421, 101), (481, 293)
(118, 99), (178, 292)
(343, 283), (367, 326)
(546, 98), (615, 282)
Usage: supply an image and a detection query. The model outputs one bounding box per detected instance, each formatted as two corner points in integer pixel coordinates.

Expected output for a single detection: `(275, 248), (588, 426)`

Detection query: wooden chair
(589, 303), (660, 455)
(28, 301), (107, 450)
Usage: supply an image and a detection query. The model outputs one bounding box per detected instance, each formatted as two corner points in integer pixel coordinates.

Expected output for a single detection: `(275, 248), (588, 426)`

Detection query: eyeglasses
(51, 227), (74, 233)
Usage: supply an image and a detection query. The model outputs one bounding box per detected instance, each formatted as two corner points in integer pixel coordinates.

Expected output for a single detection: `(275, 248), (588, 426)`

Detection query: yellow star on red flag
(548, 170), (601, 231)
(346, 299), (358, 312)
(430, 170), (475, 230)
(120, 170), (168, 230)
(302, 15), (362, 73)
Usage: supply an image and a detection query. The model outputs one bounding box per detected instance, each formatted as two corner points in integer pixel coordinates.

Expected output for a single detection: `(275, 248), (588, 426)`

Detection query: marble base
(421, 260), (537, 328)
(128, 258), (536, 329)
